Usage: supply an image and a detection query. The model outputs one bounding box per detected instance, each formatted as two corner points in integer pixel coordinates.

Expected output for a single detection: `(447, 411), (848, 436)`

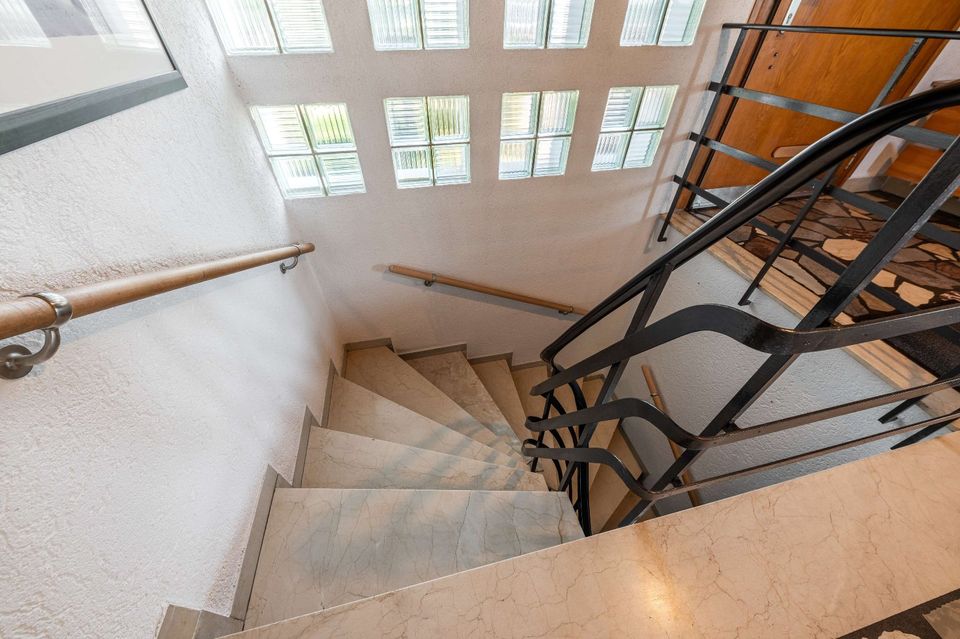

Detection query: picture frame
(0, 0), (187, 155)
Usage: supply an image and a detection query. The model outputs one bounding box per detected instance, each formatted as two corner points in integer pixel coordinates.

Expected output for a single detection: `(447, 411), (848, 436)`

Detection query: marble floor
(693, 193), (960, 376)
(229, 430), (960, 639)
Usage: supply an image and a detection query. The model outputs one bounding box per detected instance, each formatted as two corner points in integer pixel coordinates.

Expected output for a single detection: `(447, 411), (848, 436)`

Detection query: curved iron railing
(524, 71), (960, 533)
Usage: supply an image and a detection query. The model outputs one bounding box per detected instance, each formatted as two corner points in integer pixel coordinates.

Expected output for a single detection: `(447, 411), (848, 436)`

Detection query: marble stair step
(228, 431), (960, 639)
(345, 347), (523, 462)
(471, 358), (532, 445)
(243, 488), (583, 628)
(404, 351), (522, 456)
(327, 376), (521, 468)
(302, 428), (546, 491)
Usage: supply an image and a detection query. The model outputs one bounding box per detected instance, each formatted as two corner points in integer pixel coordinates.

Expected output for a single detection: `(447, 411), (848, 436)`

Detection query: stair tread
(345, 347), (522, 461)
(471, 358), (531, 444)
(405, 351), (521, 454)
(303, 428), (546, 491)
(327, 376), (520, 468)
(244, 488), (582, 628)
(228, 431), (960, 639)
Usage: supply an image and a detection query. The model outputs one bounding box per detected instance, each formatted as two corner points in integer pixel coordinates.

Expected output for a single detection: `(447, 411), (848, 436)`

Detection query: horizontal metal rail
(688, 134), (960, 249)
(388, 264), (588, 316)
(709, 84), (955, 150)
(722, 23), (960, 39)
(534, 303), (960, 395)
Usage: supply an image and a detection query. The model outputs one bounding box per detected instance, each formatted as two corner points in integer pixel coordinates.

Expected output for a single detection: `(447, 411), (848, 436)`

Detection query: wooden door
(701, 0), (960, 191)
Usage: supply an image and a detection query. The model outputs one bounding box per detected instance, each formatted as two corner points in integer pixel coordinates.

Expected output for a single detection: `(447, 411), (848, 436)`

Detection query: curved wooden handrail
(0, 243), (314, 341)
(388, 264), (589, 316)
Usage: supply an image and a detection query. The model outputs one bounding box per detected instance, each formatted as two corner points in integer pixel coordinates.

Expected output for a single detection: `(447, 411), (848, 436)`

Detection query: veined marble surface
(244, 488), (581, 628)
(471, 359), (531, 443)
(229, 432), (960, 639)
(327, 376), (519, 468)
(406, 352), (519, 451)
(302, 428), (546, 491)
(345, 348), (521, 460)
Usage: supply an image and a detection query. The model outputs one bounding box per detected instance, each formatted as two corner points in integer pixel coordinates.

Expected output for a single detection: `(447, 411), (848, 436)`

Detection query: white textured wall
(228, 0), (754, 362)
(0, 1), (340, 637)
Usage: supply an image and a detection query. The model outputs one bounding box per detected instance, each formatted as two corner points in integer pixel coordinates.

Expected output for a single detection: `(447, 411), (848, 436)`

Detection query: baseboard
(229, 465), (285, 621)
(467, 351), (513, 366)
(510, 360), (546, 371)
(397, 343), (467, 360)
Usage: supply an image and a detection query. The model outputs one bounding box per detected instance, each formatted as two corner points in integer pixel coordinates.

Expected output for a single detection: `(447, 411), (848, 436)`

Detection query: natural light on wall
(367, 0), (469, 51)
(621, 0), (705, 46)
(207, 0), (333, 54)
(251, 104), (366, 198)
(592, 85), (676, 171)
(499, 90), (578, 179)
(503, 0), (595, 49)
(384, 96), (471, 188)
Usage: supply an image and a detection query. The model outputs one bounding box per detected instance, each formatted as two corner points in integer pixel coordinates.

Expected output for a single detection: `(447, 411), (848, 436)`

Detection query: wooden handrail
(0, 243), (314, 341)
(388, 265), (588, 316)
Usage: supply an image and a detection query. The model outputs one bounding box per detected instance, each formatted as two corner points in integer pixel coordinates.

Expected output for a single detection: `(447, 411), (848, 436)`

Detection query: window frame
(251, 103), (366, 198)
(498, 89), (579, 180)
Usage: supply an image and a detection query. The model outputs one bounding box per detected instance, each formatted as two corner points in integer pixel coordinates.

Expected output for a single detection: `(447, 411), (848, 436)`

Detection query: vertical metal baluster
(555, 263), (675, 496)
(658, 30), (748, 241)
(738, 37), (927, 305)
(621, 135), (960, 526)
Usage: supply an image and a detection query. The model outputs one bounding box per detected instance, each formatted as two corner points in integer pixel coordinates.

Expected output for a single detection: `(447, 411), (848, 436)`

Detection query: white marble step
(405, 351), (521, 455)
(345, 347), (522, 461)
(471, 358), (531, 444)
(228, 431), (960, 639)
(244, 488), (582, 628)
(302, 428), (547, 491)
(326, 376), (520, 468)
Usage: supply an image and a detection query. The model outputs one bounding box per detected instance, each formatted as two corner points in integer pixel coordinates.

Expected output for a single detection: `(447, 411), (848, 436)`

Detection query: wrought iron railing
(521, 28), (960, 534)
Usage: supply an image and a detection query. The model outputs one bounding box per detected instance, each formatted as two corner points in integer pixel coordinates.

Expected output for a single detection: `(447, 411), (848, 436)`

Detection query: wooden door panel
(702, 0), (960, 190)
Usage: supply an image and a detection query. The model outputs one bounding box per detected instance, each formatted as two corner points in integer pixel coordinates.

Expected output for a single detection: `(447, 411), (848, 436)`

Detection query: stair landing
(227, 431), (960, 638)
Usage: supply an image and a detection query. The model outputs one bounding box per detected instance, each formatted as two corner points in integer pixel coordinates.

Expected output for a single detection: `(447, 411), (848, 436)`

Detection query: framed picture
(0, 0), (186, 155)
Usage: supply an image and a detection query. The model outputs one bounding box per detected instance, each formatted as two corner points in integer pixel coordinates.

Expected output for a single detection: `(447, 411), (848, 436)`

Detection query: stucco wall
(228, 0), (755, 363)
(0, 1), (340, 637)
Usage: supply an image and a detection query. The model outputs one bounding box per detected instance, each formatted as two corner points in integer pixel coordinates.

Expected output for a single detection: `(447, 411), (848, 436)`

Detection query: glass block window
(620, 0), (705, 47)
(207, 0), (333, 55)
(503, 0), (594, 49)
(384, 96), (470, 188)
(367, 0), (469, 51)
(251, 104), (365, 198)
(592, 85), (676, 171)
(499, 90), (578, 179)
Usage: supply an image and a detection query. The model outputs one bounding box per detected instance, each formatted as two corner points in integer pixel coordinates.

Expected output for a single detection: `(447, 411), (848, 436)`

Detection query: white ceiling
(225, 0), (755, 361)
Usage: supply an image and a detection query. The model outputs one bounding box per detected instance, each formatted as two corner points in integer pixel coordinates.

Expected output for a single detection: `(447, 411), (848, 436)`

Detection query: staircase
(212, 335), (960, 639)
(234, 344), (587, 632)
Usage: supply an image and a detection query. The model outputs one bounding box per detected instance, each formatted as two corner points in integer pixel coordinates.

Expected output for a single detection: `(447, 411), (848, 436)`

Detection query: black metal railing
(521, 26), (960, 534)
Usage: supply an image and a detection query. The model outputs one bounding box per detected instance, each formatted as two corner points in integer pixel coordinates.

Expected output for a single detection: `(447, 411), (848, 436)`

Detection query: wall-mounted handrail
(388, 264), (589, 316)
(0, 242), (314, 378)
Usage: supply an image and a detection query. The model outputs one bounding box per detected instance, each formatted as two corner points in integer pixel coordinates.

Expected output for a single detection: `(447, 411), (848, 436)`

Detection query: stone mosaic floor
(692, 193), (960, 376)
